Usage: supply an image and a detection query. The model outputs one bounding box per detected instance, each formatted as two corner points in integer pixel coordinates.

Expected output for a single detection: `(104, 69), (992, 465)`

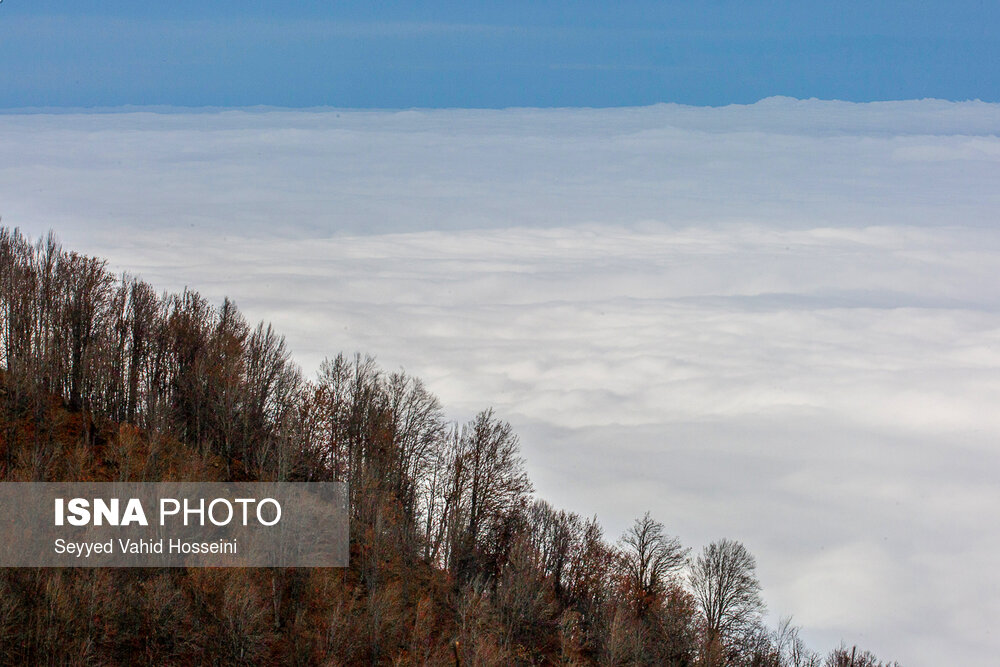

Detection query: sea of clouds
(3, 98), (1000, 664)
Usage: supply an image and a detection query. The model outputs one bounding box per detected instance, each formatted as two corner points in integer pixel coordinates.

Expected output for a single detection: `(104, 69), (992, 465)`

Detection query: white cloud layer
(3, 98), (1000, 665)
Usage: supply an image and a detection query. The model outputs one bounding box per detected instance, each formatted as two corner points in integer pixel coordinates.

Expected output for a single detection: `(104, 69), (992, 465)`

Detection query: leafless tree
(445, 409), (532, 583)
(0, 228), (901, 665)
(775, 616), (821, 667)
(689, 538), (765, 649)
(619, 512), (688, 617)
(824, 643), (900, 667)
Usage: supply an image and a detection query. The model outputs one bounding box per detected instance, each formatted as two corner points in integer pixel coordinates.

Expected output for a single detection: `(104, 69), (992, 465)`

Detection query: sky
(2, 100), (1000, 665)
(1, 1), (999, 108)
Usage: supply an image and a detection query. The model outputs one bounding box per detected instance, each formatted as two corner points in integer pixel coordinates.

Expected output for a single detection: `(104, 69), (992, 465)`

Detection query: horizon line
(0, 95), (996, 115)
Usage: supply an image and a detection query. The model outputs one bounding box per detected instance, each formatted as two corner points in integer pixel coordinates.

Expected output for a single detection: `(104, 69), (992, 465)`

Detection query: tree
(0, 228), (901, 665)
(824, 644), (900, 667)
(617, 513), (693, 664)
(774, 616), (821, 667)
(689, 539), (764, 649)
(447, 409), (532, 583)
(619, 512), (688, 618)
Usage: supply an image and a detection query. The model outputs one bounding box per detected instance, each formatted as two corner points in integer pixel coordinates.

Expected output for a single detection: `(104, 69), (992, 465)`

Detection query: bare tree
(447, 409), (532, 583)
(775, 616), (821, 667)
(0, 228), (901, 664)
(565, 515), (614, 618)
(824, 644), (900, 667)
(619, 512), (688, 617)
(689, 539), (764, 647)
(57, 251), (114, 412)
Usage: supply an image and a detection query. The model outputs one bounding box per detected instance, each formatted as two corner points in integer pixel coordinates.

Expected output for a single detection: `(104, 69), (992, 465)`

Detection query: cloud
(3, 98), (1000, 665)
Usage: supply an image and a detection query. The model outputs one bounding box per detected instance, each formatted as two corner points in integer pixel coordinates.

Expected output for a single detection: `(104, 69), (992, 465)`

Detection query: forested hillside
(0, 228), (896, 666)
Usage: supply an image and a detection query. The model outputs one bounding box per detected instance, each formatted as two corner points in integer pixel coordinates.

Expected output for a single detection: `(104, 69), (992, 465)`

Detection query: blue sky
(1, 0), (998, 108)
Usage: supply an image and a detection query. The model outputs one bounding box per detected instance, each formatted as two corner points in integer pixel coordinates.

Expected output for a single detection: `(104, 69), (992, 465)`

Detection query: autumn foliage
(0, 229), (897, 666)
